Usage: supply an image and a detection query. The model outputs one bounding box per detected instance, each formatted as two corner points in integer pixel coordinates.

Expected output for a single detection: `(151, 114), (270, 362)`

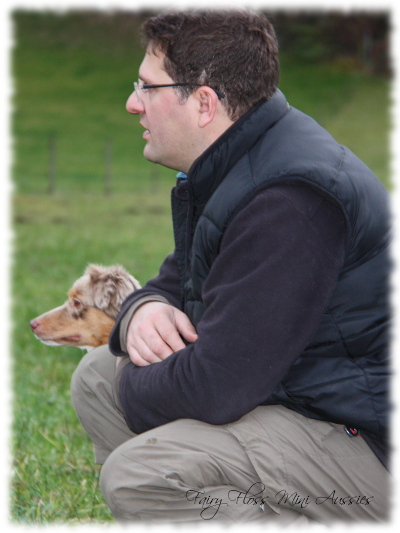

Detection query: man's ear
(195, 87), (219, 128)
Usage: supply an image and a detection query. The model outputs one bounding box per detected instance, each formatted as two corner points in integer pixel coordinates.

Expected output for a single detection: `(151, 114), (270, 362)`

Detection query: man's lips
(141, 124), (150, 139)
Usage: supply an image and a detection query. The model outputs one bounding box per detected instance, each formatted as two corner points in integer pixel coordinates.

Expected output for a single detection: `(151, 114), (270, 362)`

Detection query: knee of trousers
(70, 346), (110, 419)
(99, 438), (175, 519)
(99, 420), (228, 519)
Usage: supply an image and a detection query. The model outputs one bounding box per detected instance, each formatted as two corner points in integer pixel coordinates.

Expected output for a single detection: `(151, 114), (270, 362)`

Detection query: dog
(30, 264), (141, 350)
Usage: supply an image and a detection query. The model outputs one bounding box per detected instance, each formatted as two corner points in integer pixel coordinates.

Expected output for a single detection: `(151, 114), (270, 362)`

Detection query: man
(71, 9), (391, 523)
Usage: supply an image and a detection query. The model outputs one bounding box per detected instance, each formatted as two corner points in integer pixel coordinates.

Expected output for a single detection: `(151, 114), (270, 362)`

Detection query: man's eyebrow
(138, 74), (150, 84)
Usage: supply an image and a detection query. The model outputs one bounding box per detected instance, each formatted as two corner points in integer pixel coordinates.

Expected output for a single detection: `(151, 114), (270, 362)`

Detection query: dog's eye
(72, 298), (82, 307)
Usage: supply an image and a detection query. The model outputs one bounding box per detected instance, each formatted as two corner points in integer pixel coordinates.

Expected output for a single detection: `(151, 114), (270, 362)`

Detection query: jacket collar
(187, 90), (290, 204)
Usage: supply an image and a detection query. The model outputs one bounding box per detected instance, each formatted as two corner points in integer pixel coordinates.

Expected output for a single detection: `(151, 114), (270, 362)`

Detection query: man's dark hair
(141, 10), (280, 121)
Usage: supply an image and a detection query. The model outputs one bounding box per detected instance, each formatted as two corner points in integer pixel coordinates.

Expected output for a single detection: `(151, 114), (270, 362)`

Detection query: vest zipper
(183, 185), (194, 312)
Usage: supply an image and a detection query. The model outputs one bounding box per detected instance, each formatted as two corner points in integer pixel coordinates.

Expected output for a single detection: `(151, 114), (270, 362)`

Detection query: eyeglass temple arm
(141, 83), (225, 100)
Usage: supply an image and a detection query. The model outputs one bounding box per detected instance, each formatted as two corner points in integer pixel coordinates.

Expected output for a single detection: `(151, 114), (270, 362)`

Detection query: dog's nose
(30, 319), (39, 331)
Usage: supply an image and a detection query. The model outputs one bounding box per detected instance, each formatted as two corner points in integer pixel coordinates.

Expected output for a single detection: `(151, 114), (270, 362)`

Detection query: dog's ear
(85, 264), (141, 319)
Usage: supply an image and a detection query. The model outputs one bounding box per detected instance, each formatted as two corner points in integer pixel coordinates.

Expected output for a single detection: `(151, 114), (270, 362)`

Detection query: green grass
(11, 189), (174, 524)
(10, 10), (391, 525)
(11, 11), (391, 194)
(12, 10), (174, 194)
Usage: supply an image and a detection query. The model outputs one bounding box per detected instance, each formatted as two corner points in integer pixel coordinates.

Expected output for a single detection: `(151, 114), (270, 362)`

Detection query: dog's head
(72, 264), (141, 320)
(30, 264), (141, 350)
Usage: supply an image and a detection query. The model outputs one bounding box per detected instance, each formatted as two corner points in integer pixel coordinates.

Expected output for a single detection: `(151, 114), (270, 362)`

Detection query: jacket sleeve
(109, 252), (181, 356)
(118, 183), (347, 433)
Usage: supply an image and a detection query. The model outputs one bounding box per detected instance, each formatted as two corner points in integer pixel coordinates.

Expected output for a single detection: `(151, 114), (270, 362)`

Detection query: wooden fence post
(104, 138), (112, 195)
(48, 132), (56, 194)
(362, 27), (373, 73)
(150, 164), (159, 192)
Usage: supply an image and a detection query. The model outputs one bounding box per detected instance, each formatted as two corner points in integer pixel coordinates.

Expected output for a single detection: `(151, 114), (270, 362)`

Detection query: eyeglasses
(133, 81), (225, 102)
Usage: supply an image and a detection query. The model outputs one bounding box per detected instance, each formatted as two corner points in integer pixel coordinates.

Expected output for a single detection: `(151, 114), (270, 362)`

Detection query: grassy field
(12, 190), (174, 524)
(10, 11), (391, 525)
(12, 11), (390, 193)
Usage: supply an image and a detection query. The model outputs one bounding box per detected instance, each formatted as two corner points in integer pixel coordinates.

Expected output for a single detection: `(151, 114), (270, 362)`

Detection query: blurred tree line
(122, 9), (391, 76)
(13, 9), (391, 76)
(12, 9), (391, 195)
(267, 11), (391, 75)
(137, 9), (391, 76)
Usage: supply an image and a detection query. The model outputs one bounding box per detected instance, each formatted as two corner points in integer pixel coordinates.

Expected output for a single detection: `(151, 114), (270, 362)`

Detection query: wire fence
(13, 132), (170, 196)
(45, 133), (118, 195)
(12, 13), (390, 196)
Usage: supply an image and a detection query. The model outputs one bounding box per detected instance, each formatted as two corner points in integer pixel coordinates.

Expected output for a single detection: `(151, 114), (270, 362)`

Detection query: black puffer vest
(171, 90), (391, 440)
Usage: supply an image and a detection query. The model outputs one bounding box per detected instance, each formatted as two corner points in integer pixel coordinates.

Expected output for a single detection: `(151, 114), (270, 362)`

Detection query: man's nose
(126, 91), (144, 114)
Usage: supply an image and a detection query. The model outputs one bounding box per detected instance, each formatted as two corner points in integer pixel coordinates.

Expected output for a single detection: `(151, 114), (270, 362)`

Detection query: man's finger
(155, 320), (187, 353)
(144, 326), (176, 358)
(174, 310), (199, 343)
(128, 346), (150, 366)
(127, 338), (164, 366)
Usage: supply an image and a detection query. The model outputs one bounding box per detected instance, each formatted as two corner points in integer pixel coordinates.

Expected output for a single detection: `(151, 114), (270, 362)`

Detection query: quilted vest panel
(171, 93), (390, 437)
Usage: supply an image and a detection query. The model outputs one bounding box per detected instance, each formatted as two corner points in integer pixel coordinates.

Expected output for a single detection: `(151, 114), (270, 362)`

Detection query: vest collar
(187, 89), (290, 204)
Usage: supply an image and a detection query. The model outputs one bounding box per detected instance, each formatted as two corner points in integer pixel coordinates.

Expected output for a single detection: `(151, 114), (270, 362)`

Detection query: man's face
(126, 48), (198, 173)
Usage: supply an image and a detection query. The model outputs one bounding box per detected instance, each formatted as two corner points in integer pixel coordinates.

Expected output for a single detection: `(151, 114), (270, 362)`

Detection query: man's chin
(143, 148), (180, 172)
(143, 146), (161, 165)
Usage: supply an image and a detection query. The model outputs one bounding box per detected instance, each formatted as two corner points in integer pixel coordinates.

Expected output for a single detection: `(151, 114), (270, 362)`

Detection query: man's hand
(126, 301), (198, 366)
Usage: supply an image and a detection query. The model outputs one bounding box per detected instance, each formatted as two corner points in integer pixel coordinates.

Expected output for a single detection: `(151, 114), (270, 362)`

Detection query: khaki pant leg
(71, 347), (391, 524)
(99, 417), (309, 524)
(70, 345), (134, 464)
(225, 405), (391, 523)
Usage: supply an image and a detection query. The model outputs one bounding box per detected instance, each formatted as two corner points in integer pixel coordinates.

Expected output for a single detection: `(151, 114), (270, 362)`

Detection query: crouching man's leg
(71, 347), (306, 524)
(71, 349), (390, 524)
(99, 405), (391, 524)
(70, 345), (134, 464)
(99, 417), (309, 524)
(224, 405), (391, 523)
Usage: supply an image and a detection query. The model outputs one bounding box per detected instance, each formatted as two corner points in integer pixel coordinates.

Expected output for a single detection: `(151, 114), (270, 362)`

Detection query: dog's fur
(30, 264), (141, 350)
